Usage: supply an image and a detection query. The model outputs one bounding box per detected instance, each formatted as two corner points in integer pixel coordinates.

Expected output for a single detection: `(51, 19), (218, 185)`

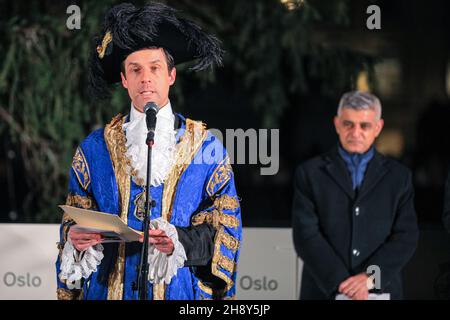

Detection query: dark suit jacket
(292, 146), (419, 300)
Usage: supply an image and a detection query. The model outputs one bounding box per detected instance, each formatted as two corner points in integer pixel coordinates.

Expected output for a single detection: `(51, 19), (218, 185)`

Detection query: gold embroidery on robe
(191, 210), (239, 229)
(162, 119), (207, 222)
(65, 193), (95, 209)
(57, 288), (83, 300)
(211, 228), (237, 289)
(206, 156), (232, 197)
(104, 114), (131, 300)
(199, 227), (239, 298)
(220, 232), (240, 252)
(154, 119), (208, 300)
(72, 147), (91, 190)
(197, 280), (236, 300)
(213, 194), (240, 212)
(191, 194), (240, 230)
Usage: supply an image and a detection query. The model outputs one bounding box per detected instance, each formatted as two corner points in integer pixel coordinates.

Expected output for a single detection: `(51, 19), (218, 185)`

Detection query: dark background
(0, 0), (449, 299)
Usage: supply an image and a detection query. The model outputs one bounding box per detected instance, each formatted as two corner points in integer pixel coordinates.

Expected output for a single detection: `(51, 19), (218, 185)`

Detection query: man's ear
(168, 67), (176, 86)
(120, 71), (128, 89)
(333, 116), (340, 134)
(375, 118), (384, 137)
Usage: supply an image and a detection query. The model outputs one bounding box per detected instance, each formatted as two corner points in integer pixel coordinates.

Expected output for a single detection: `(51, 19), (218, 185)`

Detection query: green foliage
(167, 0), (375, 127)
(0, 0), (375, 222)
(0, 1), (127, 222)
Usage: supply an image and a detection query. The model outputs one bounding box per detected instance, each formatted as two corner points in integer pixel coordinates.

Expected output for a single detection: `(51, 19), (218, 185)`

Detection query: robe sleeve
(190, 153), (242, 300)
(55, 146), (98, 300)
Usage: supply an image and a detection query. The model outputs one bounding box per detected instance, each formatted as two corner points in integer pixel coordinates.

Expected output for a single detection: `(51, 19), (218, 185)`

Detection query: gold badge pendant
(133, 189), (146, 221)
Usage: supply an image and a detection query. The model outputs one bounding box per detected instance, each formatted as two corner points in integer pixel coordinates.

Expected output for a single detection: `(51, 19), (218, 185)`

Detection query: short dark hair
(121, 47), (175, 78)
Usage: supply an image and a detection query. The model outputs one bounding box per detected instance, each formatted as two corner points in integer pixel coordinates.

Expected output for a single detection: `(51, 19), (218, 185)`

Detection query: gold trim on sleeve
(216, 255), (235, 273)
(196, 227), (238, 298)
(191, 194), (240, 229)
(72, 147), (91, 190)
(206, 156), (232, 198)
(59, 193), (96, 257)
(210, 227), (239, 295)
(65, 193), (95, 209)
(213, 194), (240, 212)
(197, 280), (236, 300)
(58, 194), (80, 258)
(220, 232), (240, 252)
(191, 210), (240, 229)
(197, 280), (213, 297)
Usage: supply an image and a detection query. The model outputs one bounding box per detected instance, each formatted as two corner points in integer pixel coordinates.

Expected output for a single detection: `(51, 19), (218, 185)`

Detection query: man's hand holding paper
(69, 228), (103, 252)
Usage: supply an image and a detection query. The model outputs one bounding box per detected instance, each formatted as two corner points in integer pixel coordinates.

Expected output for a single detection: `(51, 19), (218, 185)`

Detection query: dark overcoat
(292, 147), (419, 299)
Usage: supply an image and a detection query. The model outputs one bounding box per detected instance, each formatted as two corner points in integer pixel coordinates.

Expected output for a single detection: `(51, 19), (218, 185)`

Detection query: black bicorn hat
(88, 2), (224, 99)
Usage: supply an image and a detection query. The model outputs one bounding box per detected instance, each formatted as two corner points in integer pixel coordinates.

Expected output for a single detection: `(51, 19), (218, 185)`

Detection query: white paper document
(59, 205), (142, 242)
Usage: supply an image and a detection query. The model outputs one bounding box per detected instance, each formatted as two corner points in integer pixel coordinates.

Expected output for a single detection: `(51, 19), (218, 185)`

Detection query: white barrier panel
(0, 224), (59, 300)
(0, 224), (301, 300)
(236, 228), (301, 300)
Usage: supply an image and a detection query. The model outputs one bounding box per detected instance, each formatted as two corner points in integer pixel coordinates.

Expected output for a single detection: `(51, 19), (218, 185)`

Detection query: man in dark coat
(292, 91), (419, 300)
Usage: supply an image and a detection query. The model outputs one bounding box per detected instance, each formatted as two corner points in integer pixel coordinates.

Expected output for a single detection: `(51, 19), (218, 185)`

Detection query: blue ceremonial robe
(55, 113), (242, 300)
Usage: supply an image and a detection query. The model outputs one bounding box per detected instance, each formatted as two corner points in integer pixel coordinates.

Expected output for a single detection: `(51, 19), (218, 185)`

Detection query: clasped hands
(338, 273), (375, 300)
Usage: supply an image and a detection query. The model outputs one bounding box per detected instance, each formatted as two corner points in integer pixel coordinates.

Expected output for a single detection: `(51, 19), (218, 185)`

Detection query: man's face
(120, 48), (176, 112)
(334, 108), (384, 154)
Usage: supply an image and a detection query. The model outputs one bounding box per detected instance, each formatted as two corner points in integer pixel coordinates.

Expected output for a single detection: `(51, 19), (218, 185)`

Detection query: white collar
(123, 101), (177, 187)
(129, 101), (174, 122)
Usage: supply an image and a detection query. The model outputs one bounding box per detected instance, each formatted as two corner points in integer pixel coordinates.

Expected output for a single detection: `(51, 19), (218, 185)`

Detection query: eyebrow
(343, 120), (372, 125)
(127, 62), (141, 69)
(127, 59), (162, 67)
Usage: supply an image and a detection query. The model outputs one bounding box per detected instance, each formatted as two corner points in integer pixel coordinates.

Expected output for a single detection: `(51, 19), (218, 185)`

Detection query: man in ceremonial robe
(55, 2), (242, 300)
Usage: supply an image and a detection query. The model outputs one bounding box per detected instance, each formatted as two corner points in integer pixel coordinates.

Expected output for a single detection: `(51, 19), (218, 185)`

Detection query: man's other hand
(139, 229), (174, 255)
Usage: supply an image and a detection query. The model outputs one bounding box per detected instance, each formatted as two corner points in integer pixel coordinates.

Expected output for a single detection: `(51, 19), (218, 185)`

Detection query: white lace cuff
(58, 238), (104, 289)
(148, 218), (187, 284)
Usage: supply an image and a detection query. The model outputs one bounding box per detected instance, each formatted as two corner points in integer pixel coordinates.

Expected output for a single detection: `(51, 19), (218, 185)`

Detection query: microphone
(136, 101), (159, 299)
(144, 102), (158, 145)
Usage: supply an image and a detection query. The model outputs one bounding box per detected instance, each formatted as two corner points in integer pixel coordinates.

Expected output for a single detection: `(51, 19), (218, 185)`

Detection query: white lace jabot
(122, 102), (177, 186)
